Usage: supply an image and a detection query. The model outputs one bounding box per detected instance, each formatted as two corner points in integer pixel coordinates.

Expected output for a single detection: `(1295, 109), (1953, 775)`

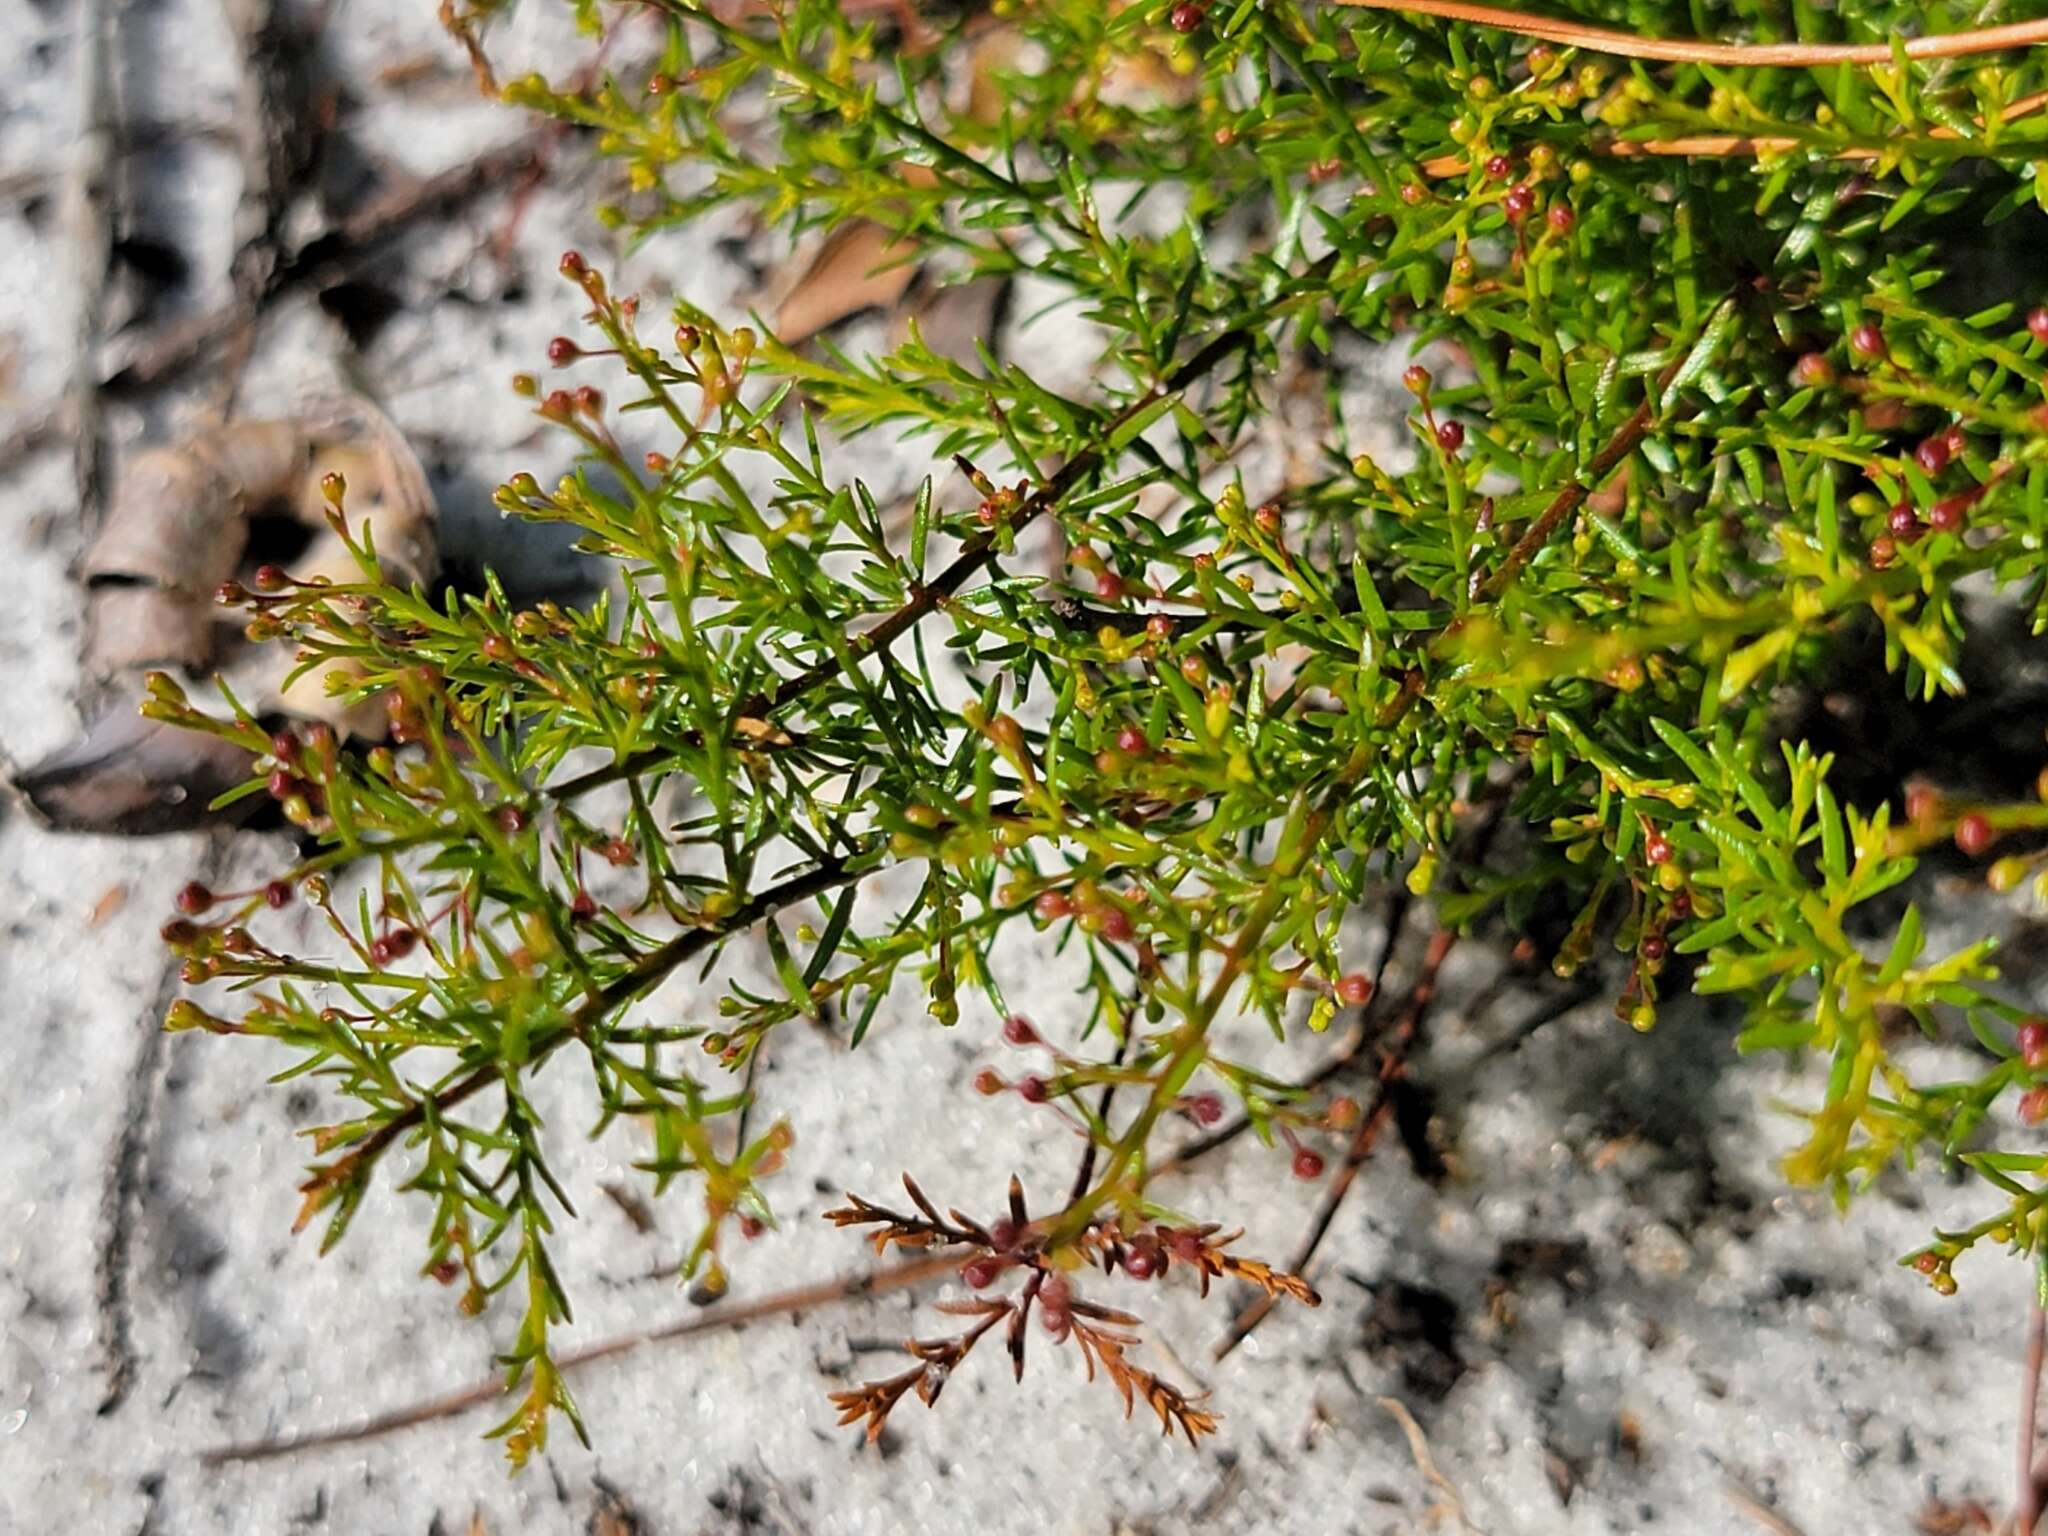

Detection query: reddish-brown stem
(548, 324), (1253, 799)
(200, 1250), (959, 1464)
(309, 846), (869, 1204)
(1479, 347), (1694, 601)
(2018, 1296), (2047, 1534)
(1333, 0), (2048, 66)
(1214, 926), (1458, 1360)
(1155, 885), (1415, 1177)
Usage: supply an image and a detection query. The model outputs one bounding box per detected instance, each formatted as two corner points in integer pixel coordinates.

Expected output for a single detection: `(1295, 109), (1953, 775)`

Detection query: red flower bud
(2018, 1020), (2048, 1068)
(962, 1255), (1003, 1289)
(1033, 889), (1073, 921)
(1955, 813), (1998, 858)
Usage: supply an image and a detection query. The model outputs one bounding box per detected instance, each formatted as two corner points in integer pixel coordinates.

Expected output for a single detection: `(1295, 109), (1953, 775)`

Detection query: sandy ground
(4, 3), (2047, 1533)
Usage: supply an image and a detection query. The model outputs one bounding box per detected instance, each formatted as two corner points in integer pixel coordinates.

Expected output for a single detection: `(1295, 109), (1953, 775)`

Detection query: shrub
(152, 0), (2048, 1465)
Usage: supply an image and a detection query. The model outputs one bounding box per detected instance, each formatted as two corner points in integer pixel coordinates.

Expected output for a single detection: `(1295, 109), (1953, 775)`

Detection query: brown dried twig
(1214, 925), (1458, 1360)
(823, 1175), (1316, 1446)
(106, 136), (546, 394)
(827, 1299), (1012, 1441)
(823, 1173), (997, 1256)
(2014, 1295), (2047, 1534)
(201, 1249), (961, 1464)
(62, 0), (118, 529)
(830, 1266), (1228, 1446)
(1069, 1314), (1219, 1446)
(1079, 1222), (1321, 1308)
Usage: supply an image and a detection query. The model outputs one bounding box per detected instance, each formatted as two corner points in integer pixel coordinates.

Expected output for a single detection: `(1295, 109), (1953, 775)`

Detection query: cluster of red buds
(1027, 878), (1137, 942)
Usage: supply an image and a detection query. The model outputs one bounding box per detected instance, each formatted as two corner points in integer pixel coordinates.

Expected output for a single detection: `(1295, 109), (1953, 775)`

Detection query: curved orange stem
(1331, 0), (2048, 67)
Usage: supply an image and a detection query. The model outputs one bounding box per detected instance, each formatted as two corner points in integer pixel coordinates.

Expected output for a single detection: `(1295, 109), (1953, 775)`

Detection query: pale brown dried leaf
(774, 221), (919, 345)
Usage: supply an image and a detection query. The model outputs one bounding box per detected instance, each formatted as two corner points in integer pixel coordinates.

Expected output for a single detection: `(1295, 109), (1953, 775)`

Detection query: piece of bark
(82, 422), (303, 676)
(13, 705), (258, 835)
(19, 394), (440, 832)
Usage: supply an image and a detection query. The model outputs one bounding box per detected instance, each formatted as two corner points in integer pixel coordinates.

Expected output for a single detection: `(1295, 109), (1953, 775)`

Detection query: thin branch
(1380, 1395), (1489, 1536)
(2017, 1295), (2046, 1535)
(1332, 0), (2048, 66)
(101, 833), (234, 1413)
(1160, 767), (1521, 1179)
(1213, 925), (1458, 1360)
(1723, 1480), (1812, 1536)
(547, 322), (1256, 800)
(1418, 89), (2048, 176)
(105, 136), (546, 393)
(312, 842), (875, 1202)
(62, 0), (118, 528)
(1480, 340), (1700, 601)
(1071, 999), (1140, 1202)
(199, 1250), (959, 1464)
(1155, 882), (1414, 1177)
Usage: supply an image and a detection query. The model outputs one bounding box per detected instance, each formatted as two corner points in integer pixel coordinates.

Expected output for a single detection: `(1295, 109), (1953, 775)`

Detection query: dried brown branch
(201, 1249), (960, 1464)
(1381, 1395), (1490, 1535)
(1080, 1223), (1321, 1307)
(822, 1174), (995, 1256)
(1070, 1315), (1219, 1445)
(828, 1300), (1011, 1440)
(825, 1174), (1313, 1447)
(62, 0), (118, 528)
(833, 1269), (1226, 1446)
(106, 136), (546, 394)
(1725, 1480), (1813, 1536)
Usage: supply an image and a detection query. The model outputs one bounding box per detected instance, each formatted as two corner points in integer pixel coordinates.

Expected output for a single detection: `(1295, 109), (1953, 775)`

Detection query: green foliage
(157, 0), (2048, 1455)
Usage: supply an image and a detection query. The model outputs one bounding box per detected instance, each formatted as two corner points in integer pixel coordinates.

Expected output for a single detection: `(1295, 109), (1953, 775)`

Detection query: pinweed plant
(151, 0), (2048, 1464)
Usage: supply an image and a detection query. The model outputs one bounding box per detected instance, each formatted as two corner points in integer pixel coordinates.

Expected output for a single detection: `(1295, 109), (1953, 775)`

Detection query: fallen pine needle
(1722, 1480), (1812, 1536)
(1379, 1395), (1488, 1535)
